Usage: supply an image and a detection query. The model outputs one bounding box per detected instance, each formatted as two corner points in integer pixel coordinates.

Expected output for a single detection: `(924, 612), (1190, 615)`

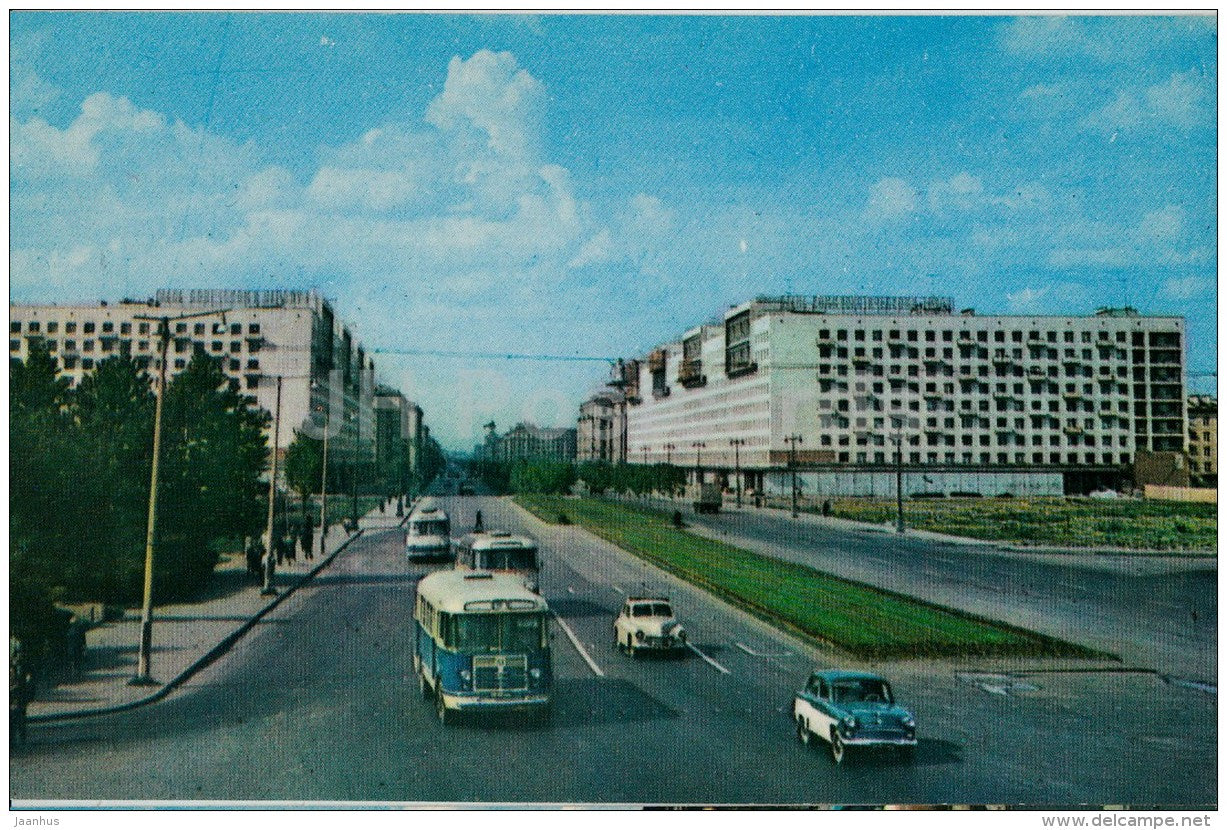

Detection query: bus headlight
(459, 669), (472, 689)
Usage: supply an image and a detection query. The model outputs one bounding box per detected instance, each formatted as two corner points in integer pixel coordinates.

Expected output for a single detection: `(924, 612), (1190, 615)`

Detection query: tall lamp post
(730, 438), (746, 508)
(664, 442), (675, 466)
(691, 441), (706, 486)
(350, 403), (361, 528)
(891, 415), (906, 533)
(260, 375), (283, 596)
(129, 307), (231, 685)
(785, 434), (803, 519)
(642, 445), (649, 464)
(315, 395), (331, 561)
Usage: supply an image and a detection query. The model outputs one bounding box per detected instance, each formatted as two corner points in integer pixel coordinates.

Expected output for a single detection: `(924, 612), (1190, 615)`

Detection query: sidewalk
(27, 500), (410, 722)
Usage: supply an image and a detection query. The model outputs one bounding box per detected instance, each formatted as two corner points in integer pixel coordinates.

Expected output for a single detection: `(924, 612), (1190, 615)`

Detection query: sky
(9, 13), (1218, 450)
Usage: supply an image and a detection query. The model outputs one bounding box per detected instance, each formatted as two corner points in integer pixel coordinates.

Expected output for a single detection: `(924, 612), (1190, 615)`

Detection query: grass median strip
(516, 495), (1105, 660)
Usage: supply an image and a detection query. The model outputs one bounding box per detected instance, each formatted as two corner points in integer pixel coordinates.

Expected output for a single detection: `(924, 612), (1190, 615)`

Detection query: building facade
(621, 295), (1187, 497)
(9, 289), (390, 461)
(1187, 395), (1217, 488)
(577, 391), (627, 463)
(496, 423), (578, 463)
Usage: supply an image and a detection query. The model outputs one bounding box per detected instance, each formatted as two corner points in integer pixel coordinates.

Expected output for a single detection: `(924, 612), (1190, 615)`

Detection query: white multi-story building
(9, 289), (388, 458)
(577, 391), (627, 463)
(622, 295), (1187, 497)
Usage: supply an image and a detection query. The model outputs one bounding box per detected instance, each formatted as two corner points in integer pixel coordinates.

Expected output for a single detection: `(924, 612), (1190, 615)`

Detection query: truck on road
(693, 483), (722, 514)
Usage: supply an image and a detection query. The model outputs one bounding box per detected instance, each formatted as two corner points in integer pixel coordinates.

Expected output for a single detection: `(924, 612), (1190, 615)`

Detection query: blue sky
(10, 13), (1217, 450)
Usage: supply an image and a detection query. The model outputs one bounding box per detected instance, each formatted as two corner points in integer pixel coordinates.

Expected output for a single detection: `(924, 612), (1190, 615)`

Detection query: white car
(613, 597), (687, 655)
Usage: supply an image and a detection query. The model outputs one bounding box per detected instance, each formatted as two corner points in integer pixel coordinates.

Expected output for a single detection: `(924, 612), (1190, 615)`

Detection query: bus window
(478, 548), (538, 570)
(444, 613), (545, 653)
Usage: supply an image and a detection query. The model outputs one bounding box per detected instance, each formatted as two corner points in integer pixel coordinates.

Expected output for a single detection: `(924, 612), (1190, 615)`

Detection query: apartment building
(494, 423), (578, 463)
(1187, 395), (1217, 488)
(9, 289), (385, 458)
(577, 391), (627, 463)
(622, 295), (1187, 497)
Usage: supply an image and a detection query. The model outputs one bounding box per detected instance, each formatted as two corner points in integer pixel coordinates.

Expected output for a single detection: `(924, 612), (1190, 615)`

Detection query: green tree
(283, 430), (323, 516)
(157, 353), (270, 597)
(70, 355), (155, 601)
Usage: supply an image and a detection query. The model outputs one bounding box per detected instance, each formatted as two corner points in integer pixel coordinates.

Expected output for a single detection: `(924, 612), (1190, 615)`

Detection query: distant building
(498, 422), (577, 463)
(374, 384), (423, 493)
(617, 294), (1188, 498)
(1187, 395), (1217, 488)
(9, 290), (413, 466)
(577, 390), (627, 463)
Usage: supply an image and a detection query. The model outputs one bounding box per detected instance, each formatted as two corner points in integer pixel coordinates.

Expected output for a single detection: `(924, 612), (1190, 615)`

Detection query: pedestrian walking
(9, 638), (32, 745)
(474, 510), (484, 532)
(301, 514), (315, 561)
(283, 534), (297, 565)
(245, 537), (263, 582)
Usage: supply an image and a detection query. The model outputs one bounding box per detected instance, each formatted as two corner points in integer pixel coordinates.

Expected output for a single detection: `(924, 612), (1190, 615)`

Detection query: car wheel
(830, 731), (846, 765)
(435, 689), (451, 725)
(796, 719), (812, 746)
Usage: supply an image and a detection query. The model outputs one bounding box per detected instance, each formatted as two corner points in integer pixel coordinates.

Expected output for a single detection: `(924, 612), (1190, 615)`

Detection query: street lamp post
(129, 307), (230, 685)
(350, 404), (361, 528)
(664, 442), (675, 466)
(642, 445), (649, 464)
(785, 434), (803, 519)
(892, 416), (906, 533)
(261, 375), (283, 596)
(318, 400), (330, 560)
(691, 441), (706, 486)
(730, 438), (746, 508)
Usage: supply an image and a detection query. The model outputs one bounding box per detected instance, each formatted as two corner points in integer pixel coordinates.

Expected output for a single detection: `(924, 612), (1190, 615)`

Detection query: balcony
(678, 359), (706, 389)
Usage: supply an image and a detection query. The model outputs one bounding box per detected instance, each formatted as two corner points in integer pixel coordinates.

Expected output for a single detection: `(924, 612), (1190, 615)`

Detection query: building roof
(415, 570), (546, 614)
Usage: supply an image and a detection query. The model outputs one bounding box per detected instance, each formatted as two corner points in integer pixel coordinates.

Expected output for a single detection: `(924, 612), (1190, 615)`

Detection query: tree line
(11, 347), (269, 656)
(470, 458), (686, 497)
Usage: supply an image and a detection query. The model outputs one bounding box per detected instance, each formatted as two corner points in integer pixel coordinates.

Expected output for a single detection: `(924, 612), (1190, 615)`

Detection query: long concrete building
(619, 295), (1187, 497)
(9, 290), (422, 481)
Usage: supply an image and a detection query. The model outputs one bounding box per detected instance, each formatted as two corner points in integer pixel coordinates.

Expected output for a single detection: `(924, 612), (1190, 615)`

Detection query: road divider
(551, 610), (605, 678)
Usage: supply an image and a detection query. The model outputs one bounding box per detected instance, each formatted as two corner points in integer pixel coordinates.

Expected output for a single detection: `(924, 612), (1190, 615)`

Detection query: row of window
(11, 336), (263, 356)
(817, 327), (1178, 347)
(829, 450), (1132, 466)
(12, 320), (261, 336)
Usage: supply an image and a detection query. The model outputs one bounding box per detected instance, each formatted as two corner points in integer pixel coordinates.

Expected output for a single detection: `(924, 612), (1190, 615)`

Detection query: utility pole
(730, 438), (746, 508)
(350, 403), (361, 528)
(785, 434), (803, 519)
(130, 307), (230, 685)
(318, 401), (330, 560)
(892, 416), (906, 533)
(261, 375), (283, 596)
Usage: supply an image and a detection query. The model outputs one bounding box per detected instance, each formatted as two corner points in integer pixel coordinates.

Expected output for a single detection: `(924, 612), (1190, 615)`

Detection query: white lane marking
(551, 611), (605, 678)
(611, 584), (623, 594)
(687, 642), (731, 675)
(567, 586), (576, 594)
(734, 641), (792, 658)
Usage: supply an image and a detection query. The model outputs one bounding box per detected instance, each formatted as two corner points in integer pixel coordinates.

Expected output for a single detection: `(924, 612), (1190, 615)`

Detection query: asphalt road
(667, 502), (1217, 681)
(10, 494), (1216, 806)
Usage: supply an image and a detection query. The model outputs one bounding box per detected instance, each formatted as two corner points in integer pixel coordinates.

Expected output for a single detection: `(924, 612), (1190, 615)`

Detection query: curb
(28, 528), (367, 724)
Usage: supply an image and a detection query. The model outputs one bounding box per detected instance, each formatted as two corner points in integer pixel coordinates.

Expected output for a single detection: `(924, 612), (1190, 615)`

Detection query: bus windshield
(412, 519), (449, 536)
(476, 548), (538, 570)
(447, 612), (545, 653)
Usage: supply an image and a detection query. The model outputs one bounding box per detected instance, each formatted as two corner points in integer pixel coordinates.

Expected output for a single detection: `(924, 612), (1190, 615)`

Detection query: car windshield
(832, 679), (893, 704)
(632, 603), (672, 617)
(412, 519), (449, 535)
(447, 612), (545, 653)
(476, 548), (538, 570)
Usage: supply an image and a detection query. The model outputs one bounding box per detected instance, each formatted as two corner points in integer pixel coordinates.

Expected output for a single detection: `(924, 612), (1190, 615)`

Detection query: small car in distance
(613, 597), (687, 656)
(793, 669), (917, 764)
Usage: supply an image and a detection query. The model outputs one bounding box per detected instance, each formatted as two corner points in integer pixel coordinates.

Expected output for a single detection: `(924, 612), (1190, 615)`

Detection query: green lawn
(516, 495), (1103, 660)
(814, 497), (1217, 552)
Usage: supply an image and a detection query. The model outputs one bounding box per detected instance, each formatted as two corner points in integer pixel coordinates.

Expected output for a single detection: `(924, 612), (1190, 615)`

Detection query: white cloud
(1164, 275), (1213, 300)
(865, 177), (917, 219)
(1081, 69), (1211, 134)
(1135, 205), (1185, 244)
(1006, 281), (1091, 313)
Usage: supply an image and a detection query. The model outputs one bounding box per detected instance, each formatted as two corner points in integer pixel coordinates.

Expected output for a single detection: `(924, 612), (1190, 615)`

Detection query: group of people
(244, 516), (317, 583)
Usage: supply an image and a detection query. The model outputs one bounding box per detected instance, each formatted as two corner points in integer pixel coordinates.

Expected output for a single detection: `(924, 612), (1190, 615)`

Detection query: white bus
(413, 570), (552, 724)
(406, 499), (451, 561)
(455, 531), (541, 592)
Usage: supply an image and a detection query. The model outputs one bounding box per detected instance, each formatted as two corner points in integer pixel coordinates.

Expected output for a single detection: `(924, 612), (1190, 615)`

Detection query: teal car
(793, 669), (917, 764)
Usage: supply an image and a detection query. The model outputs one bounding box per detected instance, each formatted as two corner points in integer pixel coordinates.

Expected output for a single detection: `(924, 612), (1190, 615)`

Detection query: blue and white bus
(413, 570), (552, 724)
(405, 499), (451, 561)
(454, 531), (541, 592)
